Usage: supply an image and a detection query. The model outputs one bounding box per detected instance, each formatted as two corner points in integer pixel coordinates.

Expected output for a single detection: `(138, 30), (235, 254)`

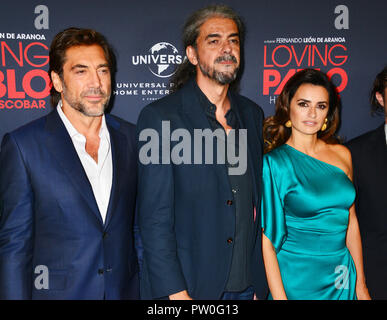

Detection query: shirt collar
(193, 79), (216, 118)
(192, 79), (238, 128)
(56, 100), (109, 140)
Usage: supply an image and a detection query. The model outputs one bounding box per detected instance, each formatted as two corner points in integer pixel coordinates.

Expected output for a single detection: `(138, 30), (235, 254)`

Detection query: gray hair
(170, 4), (245, 92)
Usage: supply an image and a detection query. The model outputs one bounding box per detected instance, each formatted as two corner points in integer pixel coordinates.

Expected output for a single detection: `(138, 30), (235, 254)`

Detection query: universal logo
(132, 42), (183, 78)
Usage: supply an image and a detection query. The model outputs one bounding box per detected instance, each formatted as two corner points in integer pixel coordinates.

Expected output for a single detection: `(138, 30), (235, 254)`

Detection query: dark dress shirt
(194, 81), (254, 292)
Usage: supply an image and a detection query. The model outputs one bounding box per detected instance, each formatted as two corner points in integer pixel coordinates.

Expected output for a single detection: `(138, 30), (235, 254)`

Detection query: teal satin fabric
(261, 144), (357, 300)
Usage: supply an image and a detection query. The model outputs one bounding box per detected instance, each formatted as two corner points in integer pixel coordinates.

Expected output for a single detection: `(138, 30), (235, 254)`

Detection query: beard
(197, 54), (239, 85)
(62, 82), (111, 117)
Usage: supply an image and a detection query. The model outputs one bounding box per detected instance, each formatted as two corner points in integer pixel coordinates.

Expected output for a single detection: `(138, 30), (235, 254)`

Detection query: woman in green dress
(261, 69), (371, 300)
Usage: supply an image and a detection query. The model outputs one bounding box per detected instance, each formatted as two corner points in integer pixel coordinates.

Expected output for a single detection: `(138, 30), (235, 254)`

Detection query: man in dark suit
(347, 66), (387, 299)
(0, 28), (139, 299)
(137, 5), (267, 300)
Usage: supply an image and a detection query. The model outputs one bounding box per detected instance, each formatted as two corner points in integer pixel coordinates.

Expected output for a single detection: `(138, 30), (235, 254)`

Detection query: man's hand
(169, 290), (193, 300)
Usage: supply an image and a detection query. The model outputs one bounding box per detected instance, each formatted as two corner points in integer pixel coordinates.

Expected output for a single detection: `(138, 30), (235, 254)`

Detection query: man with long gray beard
(0, 28), (139, 299)
(137, 5), (268, 300)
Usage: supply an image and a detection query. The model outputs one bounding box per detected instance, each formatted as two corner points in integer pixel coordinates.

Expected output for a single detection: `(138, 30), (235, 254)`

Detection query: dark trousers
(220, 286), (254, 300)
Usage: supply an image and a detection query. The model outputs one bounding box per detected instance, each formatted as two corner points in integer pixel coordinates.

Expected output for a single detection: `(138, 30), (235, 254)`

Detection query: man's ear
(186, 46), (198, 66)
(51, 71), (63, 93)
(375, 92), (385, 107)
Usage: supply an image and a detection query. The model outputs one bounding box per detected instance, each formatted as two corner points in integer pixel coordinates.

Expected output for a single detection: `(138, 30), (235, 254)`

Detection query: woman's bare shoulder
(327, 143), (353, 175)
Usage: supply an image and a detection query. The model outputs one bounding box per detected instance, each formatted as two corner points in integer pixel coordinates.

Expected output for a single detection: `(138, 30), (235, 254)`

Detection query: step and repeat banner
(0, 0), (386, 145)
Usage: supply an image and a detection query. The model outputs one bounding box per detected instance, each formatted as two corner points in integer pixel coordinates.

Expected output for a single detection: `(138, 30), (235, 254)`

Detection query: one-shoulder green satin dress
(261, 144), (357, 300)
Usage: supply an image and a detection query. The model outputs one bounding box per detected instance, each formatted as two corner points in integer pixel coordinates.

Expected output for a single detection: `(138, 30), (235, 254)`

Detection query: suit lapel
(44, 110), (102, 224)
(229, 93), (260, 209)
(104, 116), (127, 229)
(374, 124), (387, 160)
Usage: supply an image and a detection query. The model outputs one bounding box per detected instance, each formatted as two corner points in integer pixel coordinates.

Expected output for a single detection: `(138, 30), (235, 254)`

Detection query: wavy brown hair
(263, 69), (340, 153)
(169, 4), (245, 93)
(48, 27), (115, 107)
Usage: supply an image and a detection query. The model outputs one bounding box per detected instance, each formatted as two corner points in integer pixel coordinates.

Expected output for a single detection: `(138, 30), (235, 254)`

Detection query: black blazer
(136, 79), (268, 299)
(0, 110), (139, 299)
(347, 124), (387, 299)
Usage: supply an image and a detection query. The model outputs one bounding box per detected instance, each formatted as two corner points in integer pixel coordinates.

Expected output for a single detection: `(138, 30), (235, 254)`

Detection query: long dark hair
(169, 4), (245, 93)
(263, 69), (341, 153)
(48, 27), (115, 107)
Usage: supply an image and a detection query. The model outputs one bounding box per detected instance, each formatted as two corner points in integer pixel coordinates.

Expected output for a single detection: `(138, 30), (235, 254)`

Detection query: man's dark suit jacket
(347, 124), (387, 299)
(136, 79), (268, 300)
(0, 110), (139, 299)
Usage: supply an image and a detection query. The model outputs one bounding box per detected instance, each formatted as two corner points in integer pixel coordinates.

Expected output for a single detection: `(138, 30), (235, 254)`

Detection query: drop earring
(321, 118), (328, 131)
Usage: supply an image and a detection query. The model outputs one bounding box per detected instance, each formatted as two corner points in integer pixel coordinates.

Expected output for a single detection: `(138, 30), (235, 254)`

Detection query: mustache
(215, 54), (238, 63)
(81, 87), (109, 97)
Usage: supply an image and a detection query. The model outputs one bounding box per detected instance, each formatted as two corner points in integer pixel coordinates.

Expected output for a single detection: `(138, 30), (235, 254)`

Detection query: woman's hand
(356, 282), (371, 300)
